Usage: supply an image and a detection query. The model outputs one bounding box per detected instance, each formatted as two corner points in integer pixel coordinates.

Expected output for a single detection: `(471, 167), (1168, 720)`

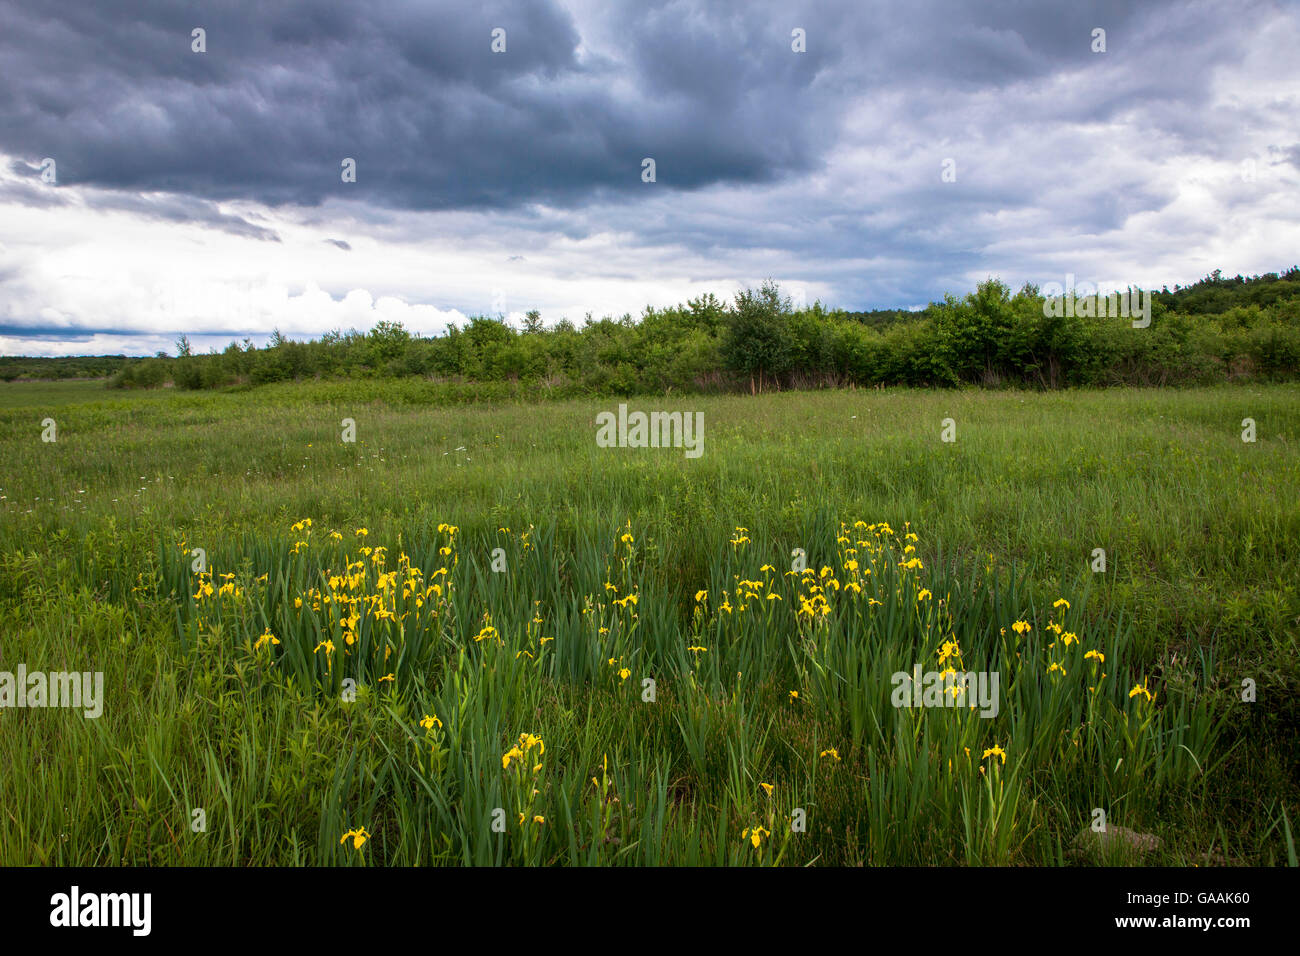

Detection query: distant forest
(2, 267), (1298, 393)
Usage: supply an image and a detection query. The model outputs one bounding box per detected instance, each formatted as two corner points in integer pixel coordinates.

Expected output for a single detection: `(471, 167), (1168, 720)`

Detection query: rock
(1071, 824), (1163, 860)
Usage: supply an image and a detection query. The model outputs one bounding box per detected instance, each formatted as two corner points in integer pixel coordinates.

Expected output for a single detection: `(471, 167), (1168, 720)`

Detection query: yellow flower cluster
(191, 569), (246, 603)
(502, 732), (545, 772)
(1031, 598), (1109, 692)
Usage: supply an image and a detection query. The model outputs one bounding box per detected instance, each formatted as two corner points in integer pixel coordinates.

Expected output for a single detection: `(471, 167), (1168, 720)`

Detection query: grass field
(1, 380), (1297, 865)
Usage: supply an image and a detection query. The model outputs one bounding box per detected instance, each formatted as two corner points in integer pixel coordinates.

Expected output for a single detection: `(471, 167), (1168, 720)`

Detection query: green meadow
(1, 379), (1296, 865)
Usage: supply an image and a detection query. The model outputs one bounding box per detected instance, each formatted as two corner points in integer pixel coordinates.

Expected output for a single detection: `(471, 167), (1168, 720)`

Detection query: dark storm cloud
(4, 153), (280, 238)
(0, 178), (70, 209)
(0, 0), (1228, 218)
(0, 0), (824, 210)
(87, 193), (282, 240)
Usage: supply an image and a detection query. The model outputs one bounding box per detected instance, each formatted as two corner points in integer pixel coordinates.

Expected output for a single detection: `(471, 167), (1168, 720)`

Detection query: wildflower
(982, 745), (1007, 765)
(340, 827), (370, 850)
(502, 746), (524, 769)
(253, 628), (280, 651)
(1011, 620), (1032, 636)
(1053, 598), (1070, 610)
(618, 668), (631, 681)
(419, 714), (442, 731)
(1047, 662), (1066, 676)
(742, 825), (771, 849)
(820, 748), (840, 762)
(760, 782), (774, 797)
(1061, 631), (1078, 647)
(788, 690), (799, 702)
(917, 588), (932, 601)
(621, 532), (634, 545)
(695, 589), (708, 603)
(378, 673), (395, 683)
(1084, 649), (1105, 663)
(355, 528), (368, 537)
(1129, 680), (1153, 702)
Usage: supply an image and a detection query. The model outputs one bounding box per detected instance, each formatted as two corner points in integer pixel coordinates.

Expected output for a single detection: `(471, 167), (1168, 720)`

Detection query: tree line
(3, 268), (1296, 393)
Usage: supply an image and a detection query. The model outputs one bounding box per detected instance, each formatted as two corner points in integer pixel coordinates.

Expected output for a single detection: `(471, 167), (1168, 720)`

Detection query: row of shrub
(0, 354), (130, 382)
(98, 268), (1300, 394)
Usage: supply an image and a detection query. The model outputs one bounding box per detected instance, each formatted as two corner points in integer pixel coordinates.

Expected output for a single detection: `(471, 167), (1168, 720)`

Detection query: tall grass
(1, 382), (1296, 864)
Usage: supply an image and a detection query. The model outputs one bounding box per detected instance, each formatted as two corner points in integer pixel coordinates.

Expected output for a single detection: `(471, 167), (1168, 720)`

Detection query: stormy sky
(1, 0), (1297, 357)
